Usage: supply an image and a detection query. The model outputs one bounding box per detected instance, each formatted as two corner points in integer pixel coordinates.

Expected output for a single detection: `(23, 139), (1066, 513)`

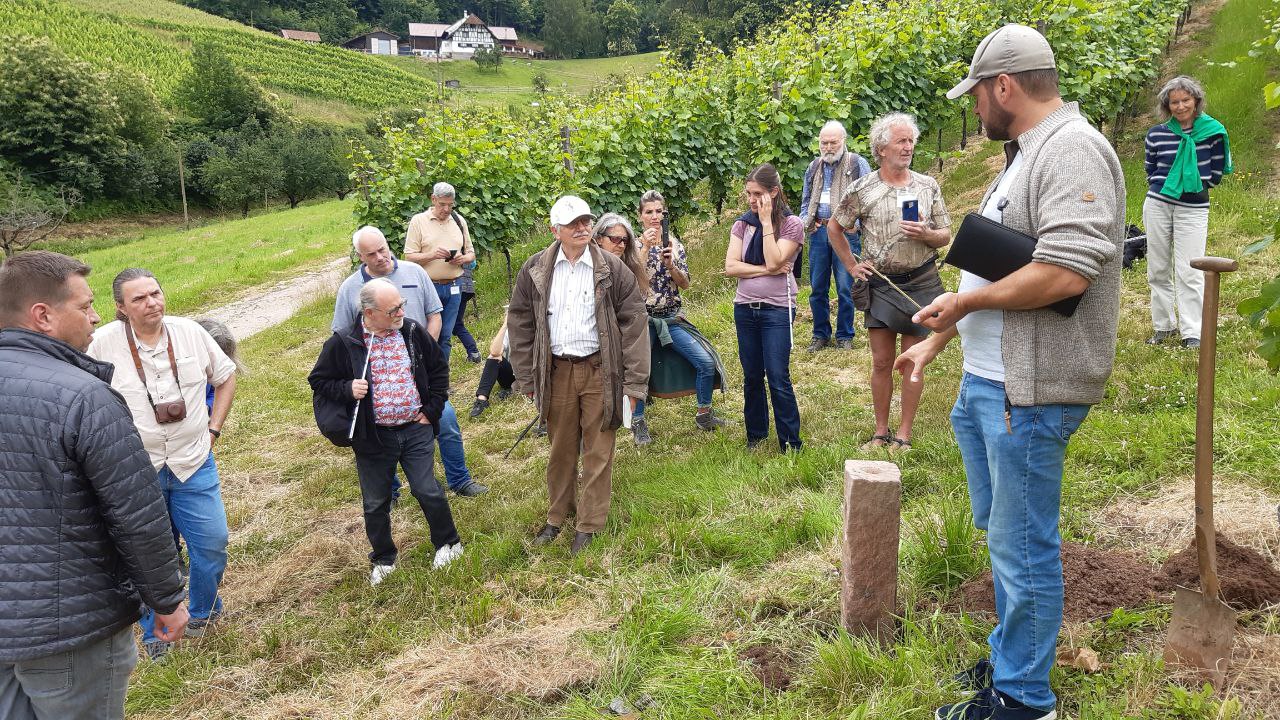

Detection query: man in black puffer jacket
(0, 252), (188, 720)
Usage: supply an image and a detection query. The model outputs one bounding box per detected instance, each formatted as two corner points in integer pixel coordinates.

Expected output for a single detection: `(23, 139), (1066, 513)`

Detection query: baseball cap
(549, 195), (596, 226)
(946, 24), (1056, 100)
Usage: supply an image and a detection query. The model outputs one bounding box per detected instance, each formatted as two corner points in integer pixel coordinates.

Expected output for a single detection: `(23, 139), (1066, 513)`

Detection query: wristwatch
(209, 427), (222, 439)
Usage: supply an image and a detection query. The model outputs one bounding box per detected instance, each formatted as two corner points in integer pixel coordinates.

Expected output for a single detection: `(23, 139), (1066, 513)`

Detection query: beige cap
(946, 24), (1056, 100)
(549, 195), (595, 226)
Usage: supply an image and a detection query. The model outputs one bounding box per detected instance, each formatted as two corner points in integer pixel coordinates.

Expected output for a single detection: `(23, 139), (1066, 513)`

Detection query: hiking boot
(570, 531), (596, 555)
(834, 338), (854, 350)
(1145, 329), (1176, 345)
(370, 563), (396, 586)
(469, 398), (490, 418)
(533, 524), (561, 546)
(453, 481), (488, 497)
(433, 543), (464, 569)
(466, 350), (483, 364)
(807, 337), (829, 353)
(1181, 337), (1200, 349)
(533, 421), (547, 438)
(632, 417), (653, 447)
(496, 387), (512, 401)
(143, 641), (172, 662)
(184, 609), (224, 639)
(695, 409), (726, 431)
(950, 658), (994, 692)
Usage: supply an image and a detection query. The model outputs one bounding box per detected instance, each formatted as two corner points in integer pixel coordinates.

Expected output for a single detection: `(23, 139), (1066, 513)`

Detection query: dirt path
(204, 258), (348, 340)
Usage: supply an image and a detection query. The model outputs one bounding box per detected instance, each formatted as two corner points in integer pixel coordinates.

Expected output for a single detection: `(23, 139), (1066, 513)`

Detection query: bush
(176, 40), (279, 131)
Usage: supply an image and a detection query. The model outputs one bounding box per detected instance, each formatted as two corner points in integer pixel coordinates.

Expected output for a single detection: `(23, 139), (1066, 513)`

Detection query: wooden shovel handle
(1192, 256), (1235, 599)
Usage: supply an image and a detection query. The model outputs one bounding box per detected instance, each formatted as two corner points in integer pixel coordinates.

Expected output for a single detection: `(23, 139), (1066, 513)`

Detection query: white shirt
(88, 317), (236, 481)
(957, 150), (1024, 382)
(547, 245), (599, 357)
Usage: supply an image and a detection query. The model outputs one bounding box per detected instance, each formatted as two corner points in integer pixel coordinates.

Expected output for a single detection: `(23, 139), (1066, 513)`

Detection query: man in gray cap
(895, 24), (1124, 720)
(507, 196), (649, 555)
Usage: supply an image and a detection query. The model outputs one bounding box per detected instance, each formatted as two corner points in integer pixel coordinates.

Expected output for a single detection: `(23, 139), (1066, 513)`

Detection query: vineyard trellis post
(177, 151), (189, 230)
(961, 109), (968, 150)
(560, 126), (575, 176)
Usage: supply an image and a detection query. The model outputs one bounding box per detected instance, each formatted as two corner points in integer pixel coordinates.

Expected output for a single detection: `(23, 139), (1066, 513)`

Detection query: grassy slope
(124, 0), (1279, 718)
(77, 200), (352, 320)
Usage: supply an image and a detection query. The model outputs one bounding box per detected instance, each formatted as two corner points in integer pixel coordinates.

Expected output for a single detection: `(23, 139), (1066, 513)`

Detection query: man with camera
(88, 268), (237, 662)
(334, 226), (488, 497)
(404, 182), (476, 362)
(2, 252), (188, 718)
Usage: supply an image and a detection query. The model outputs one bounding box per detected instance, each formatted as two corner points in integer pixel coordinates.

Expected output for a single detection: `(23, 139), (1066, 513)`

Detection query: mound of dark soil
(1155, 533), (1280, 609)
(951, 542), (1158, 623)
(739, 645), (792, 691)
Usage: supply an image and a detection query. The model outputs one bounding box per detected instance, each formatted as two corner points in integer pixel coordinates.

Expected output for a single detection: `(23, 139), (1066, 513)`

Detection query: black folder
(944, 212), (1082, 317)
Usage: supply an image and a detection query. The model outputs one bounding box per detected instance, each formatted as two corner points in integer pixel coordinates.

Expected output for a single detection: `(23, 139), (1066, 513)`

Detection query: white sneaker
(433, 543), (464, 569)
(369, 563), (396, 586)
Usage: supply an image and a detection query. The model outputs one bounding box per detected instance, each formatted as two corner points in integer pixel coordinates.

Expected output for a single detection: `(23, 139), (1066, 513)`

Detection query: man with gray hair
(334, 226), (487, 497)
(404, 182), (476, 361)
(311, 277), (462, 586)
(798, 120), (871, 352)
(898, 24), (1123, 720)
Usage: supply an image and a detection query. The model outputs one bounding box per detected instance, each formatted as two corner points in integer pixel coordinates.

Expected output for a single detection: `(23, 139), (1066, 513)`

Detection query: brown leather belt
(552, 352), (599, 364)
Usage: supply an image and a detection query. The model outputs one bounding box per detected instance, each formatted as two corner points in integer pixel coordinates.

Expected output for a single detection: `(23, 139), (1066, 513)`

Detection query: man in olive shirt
(404, 182), (475, 361)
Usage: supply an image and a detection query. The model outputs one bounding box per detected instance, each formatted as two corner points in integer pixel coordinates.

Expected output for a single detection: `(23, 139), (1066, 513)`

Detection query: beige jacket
(508, 241), (650, 430)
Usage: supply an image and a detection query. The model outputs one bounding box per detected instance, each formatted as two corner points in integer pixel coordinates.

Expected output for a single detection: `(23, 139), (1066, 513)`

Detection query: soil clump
(1155, 532), (1280, 609)
(951, 542), (1158, 622)
(739, 644), (793, 691)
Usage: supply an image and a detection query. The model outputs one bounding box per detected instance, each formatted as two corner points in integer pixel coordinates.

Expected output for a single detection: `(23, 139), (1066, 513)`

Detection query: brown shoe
(570, 531), (596, 555)
(532, 524), (561, 546)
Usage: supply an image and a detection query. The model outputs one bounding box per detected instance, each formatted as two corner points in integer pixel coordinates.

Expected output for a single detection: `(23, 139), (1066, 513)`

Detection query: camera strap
(125, 321), (180, 411)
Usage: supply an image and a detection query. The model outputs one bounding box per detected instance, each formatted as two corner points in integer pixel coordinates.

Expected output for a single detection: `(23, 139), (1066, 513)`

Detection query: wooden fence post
(177, 151), (189, 229)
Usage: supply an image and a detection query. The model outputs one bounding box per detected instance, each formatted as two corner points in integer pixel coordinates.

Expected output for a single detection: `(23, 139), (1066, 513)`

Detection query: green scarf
(1159, 113), (1232, 199)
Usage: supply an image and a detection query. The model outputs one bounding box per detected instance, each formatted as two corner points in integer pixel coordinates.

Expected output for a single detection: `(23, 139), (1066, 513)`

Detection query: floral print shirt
(642, 236), (689, 316)
(363, 325), (422, 426)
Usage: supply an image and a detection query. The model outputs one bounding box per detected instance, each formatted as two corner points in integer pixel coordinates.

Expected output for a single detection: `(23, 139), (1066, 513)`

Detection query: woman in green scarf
(1142, 75), (1232, 349)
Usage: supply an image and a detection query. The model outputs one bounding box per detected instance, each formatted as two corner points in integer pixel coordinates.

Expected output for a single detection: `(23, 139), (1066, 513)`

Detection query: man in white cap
(894, 24), (1124, 720)
(507, 196), (649, 555)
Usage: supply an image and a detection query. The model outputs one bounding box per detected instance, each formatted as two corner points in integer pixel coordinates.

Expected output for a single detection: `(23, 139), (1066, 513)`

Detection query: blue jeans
(434, 281), (461, 361)
(140, 453), (228, 643)
(453, 291), (480, 355)
(634, 322), (717, 419)
(950, 373), (1089, 711)
(734, 303), (801, 451)
(0, 625), (136, 720)
(353, 422), (459, 564)
(808, 225), (860, 342)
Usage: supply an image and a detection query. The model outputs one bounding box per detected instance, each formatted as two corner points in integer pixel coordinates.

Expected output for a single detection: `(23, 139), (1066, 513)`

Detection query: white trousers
(1143, 196), (1209, 339)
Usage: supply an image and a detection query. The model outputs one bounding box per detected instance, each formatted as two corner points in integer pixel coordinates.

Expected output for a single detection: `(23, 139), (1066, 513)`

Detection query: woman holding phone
(828, 112), (950, 454)
(621, 191), (727, 446)
(725, 164), (805, 452)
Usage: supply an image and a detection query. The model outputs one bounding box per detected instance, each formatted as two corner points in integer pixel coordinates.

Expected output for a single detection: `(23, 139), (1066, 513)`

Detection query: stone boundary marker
(841, 459), (902, 642)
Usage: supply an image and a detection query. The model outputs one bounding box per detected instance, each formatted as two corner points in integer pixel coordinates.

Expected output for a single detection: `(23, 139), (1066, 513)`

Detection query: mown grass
(123, 0), (1279, 717)
(75, 199), (352, 319)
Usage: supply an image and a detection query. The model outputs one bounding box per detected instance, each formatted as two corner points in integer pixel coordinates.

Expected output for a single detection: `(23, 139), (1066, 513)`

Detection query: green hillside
(3, 0), (437, 111)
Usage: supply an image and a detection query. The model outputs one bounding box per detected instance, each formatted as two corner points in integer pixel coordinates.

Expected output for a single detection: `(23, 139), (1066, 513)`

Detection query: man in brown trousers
(508, 195), (650, 554)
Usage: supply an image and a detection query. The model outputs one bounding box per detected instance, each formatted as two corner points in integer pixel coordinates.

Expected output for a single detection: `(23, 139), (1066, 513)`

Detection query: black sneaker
(991, 690), (1056, 719)
(469, 398), (490, 418)
(951, 658), (994, 692)
(631, 418), (653, 447)
(453, 481), (489, 497)
(1145, 329), (1176, 345)
(466, 351), (483, 363)
(807, 337), (829, 353)
(496, 388), (512, 401)
(694, 409), (726, 431)
(1181, 337), (1200, 349)
(936, 687), (996, 720)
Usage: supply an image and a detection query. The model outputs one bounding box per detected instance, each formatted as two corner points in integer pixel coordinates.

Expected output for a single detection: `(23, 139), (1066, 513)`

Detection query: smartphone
(660, 214), (671, 249)
(446, 248), (458, 259)
(901, 194), (919, 223)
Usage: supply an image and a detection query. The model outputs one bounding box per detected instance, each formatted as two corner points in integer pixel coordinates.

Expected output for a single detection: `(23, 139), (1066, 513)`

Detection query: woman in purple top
(724, 163), (805, 452)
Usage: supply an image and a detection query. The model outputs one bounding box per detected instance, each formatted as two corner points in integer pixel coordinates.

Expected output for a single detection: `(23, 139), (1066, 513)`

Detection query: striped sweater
(1143, 123), (1227, 208)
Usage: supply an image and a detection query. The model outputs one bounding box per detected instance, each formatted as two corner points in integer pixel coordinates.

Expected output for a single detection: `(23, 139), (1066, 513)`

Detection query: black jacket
(308, 317), (449, 452)
(0, 328), (185, 662)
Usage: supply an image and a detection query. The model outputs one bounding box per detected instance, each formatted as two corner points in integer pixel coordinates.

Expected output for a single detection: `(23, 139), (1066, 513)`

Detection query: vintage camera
(153, 400), (187, 425)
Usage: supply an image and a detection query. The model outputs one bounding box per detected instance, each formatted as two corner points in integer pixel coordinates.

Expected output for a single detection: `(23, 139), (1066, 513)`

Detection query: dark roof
(280, 29), (322, 42)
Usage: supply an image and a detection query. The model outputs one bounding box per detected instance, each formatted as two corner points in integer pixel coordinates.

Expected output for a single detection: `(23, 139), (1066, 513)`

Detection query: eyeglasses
(382, 301), (406, 317)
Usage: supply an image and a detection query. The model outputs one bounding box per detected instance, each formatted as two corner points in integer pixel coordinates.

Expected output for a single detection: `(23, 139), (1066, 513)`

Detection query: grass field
(75, 199), (352, 320)
(108, 0), (1280, 717)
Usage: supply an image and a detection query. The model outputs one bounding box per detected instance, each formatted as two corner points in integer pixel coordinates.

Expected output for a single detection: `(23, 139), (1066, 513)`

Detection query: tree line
(179, 0), (838, 59)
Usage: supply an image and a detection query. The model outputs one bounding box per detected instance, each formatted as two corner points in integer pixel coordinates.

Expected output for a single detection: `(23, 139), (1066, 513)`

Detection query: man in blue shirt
(799, 120), (872, 352)
(333, 226), (488, 497)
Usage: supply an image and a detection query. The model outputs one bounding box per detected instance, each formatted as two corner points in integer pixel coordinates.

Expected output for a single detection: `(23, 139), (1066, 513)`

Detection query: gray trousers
(0, 625), (137, 720)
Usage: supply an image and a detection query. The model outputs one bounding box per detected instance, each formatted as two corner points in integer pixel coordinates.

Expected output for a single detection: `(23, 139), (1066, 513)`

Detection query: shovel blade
(1164, 586), (1236, 687)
